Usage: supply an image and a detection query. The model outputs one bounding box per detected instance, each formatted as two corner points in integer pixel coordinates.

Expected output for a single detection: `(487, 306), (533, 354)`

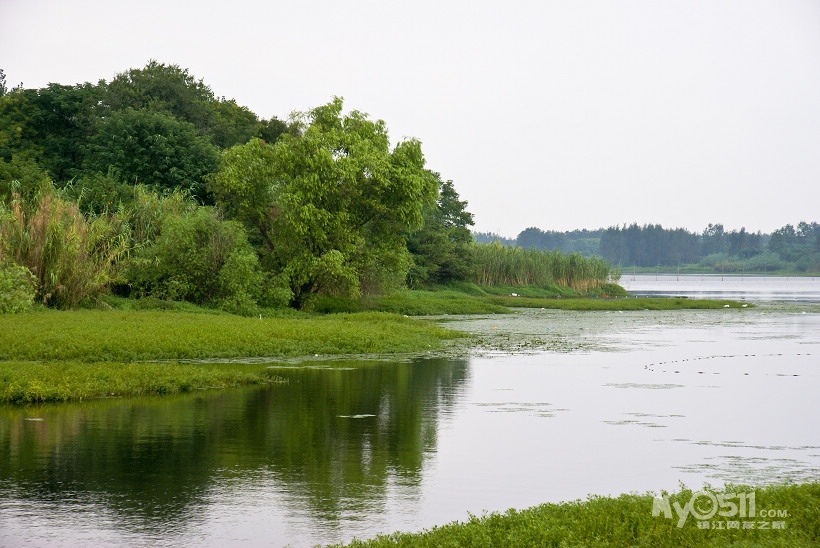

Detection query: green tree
(0, 83), (101, 182)
(84, 107), (219, 200)
(406, 175), (475, 286)
(209, 98), (259, 149)
(257, 117), (292, 144)
(210, 98), (437, 308)
(102, 61), (215, 128)
(0, 156), (53, 206)
(102, 61), (259, 149)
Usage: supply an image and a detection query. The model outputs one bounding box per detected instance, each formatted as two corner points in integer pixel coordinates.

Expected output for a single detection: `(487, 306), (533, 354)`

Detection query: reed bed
(472, 243), (617, 292)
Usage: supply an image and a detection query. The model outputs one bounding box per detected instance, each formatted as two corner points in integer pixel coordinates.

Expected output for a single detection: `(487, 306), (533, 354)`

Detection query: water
(1, 277), (819, 547)
(621, 273), (820, 302)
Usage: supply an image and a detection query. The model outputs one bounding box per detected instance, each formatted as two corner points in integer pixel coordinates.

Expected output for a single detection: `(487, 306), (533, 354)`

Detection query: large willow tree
(209, 98), (437, 308)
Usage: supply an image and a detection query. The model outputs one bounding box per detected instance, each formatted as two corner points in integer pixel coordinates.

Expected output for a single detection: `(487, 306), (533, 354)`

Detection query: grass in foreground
(335, 483), (820, 547)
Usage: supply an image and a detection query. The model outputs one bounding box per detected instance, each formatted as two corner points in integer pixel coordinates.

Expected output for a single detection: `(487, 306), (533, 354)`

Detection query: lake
(620, 273), (820, 301)
(1, 276), (819, 547)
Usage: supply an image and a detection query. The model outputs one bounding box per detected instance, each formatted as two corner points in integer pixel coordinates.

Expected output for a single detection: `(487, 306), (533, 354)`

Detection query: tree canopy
(210, 98), (439, 307)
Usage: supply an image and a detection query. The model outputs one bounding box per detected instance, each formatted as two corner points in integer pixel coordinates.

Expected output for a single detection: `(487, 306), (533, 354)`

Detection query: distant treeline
(475, 221), (820, 273)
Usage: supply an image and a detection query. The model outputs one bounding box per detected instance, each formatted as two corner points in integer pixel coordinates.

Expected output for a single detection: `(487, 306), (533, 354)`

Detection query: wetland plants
(335, 482), (820, 547)
(0, 307), (458, 404)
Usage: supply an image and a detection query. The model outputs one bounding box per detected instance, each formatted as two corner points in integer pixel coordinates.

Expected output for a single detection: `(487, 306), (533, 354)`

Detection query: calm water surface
(1, 276), (819, 547)
(621, 273), (820, 301)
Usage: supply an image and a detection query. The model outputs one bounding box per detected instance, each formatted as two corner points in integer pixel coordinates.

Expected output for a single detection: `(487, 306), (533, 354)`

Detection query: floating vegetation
(473, 402), (568, 418)
(603, 382), (686, 390)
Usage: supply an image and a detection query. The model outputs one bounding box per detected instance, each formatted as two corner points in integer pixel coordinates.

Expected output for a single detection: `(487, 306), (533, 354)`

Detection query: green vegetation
(336, 483), (820, 547)
(0, 309), (455, 363)
(472, 243), (615, 293)
(0, 360), (286, 404)
(0, 192), (127, 308)
(1, 61), (632, 315)
(0, 307), (459, 404)
(0, 260), (35, 313)
(312, 289), (510, 315)
(312, 284), (746, 314)
(485, 221), (820, 275)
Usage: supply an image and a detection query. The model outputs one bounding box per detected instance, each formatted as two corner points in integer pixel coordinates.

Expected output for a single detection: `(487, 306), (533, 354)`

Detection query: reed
(471, 243), (616, 292)
(0, 193), (128, 308)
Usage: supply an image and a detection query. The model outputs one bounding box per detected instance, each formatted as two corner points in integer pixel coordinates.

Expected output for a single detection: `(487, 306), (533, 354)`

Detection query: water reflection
(0, 358), (470, 546)
(2, 299), (819, 546)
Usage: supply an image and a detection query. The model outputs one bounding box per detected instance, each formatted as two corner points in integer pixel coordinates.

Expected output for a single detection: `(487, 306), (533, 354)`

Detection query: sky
(2, 0), (820, 237)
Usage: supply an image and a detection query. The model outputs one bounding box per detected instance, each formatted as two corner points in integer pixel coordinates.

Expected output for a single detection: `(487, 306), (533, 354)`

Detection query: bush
(0, 261), (36, 313)
(126, 207), (264, 309)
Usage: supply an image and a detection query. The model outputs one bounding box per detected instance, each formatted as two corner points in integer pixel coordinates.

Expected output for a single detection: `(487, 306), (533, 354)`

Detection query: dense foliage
(0, 63), (488, 310)
(209, 98), (440, 307)
(0, 63), (626, 312)
(472, 242), (615, 292)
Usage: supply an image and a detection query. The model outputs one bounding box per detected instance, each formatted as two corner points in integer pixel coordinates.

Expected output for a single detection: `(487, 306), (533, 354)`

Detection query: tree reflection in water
(0, 358), (470, 535)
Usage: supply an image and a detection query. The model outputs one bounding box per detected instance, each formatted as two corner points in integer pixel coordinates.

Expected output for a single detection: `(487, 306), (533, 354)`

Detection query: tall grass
(0, 192), (128, 308)
(472, 242), (617, 292)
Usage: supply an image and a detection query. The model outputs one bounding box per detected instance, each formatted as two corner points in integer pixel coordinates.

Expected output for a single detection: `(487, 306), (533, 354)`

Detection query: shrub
(126, 207), (264, 309)
(0, 261), (36, 313)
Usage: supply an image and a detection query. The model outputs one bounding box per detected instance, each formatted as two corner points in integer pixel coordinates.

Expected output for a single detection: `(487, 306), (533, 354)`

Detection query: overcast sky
(2, 0), (819, 236)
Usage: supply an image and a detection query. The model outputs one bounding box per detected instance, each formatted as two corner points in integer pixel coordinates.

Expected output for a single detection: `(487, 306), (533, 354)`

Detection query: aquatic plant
(471, 243), (616, 292)
(336, 482), (820, 547)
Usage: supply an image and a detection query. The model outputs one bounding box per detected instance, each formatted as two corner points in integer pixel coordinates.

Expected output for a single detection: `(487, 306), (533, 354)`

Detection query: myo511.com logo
(652, 490), (788, 529)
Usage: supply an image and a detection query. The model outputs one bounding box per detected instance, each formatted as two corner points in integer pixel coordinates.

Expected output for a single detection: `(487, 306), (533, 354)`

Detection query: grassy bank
(0, 309), (457, 362)
(335, 483), (820, 547)
(0, 287), (753, 404)
(0, 307), (459, 404)
(312, 283), (749, 314)
(0, 360), (288, 404)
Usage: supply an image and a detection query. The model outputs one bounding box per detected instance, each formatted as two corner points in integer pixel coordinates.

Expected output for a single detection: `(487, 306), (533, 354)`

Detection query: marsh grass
(0, 309), (457, 362)
(336, 482), (820, 547)
(311, 285), (747, 315)
(0, 361), (285, 404)
(0, 193), (127, 308)
(0, 308), (460, 404)
(472, 243), (616, 292)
